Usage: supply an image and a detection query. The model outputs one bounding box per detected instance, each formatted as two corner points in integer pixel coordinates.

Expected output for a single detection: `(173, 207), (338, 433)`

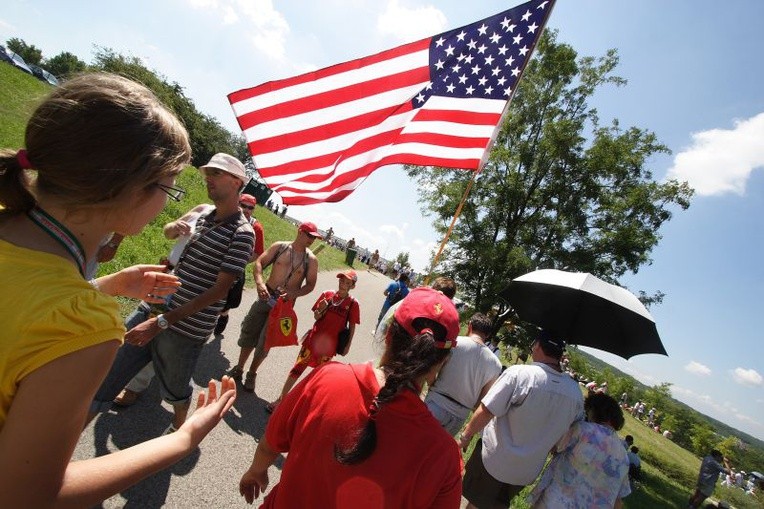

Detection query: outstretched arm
(0, 343), (235, 509)
(240, 437), (280, 504)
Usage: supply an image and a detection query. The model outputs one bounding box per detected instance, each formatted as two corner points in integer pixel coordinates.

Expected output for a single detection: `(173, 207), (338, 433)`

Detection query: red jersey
(263, 362), (462, 509)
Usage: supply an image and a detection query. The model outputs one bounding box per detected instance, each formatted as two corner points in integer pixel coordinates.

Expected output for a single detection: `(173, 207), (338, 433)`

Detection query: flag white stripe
(231, 49), (430, 116)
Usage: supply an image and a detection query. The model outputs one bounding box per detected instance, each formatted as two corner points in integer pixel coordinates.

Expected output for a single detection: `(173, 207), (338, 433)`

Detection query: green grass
(0, 63), (52, 147)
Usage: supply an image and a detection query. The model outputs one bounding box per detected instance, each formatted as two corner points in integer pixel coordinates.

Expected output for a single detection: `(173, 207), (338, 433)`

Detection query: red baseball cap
(298, 222), (323, 239)
(394, 287), (459, 348)
(239, 194), (257, 207)
(337, 269), (358, 283)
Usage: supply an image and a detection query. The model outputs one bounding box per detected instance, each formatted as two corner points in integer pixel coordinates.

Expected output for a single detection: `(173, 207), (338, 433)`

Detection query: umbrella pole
(424, 168), (481, 285)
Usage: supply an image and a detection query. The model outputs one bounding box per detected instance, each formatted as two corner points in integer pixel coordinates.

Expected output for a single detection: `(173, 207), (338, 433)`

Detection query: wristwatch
(156, 314), (170, 330)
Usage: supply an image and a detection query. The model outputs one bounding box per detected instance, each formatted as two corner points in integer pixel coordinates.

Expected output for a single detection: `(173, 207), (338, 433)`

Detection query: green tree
(716, 435), (741, 465)
(90, 47), (240, 167)
(395, 252), (411, 269)
(44, 51), (87, 78)
(691, 423), (717, 456)
(643, 382), (673, 410)
(6, 37), (43, 65)
(405, 30), (693, 313)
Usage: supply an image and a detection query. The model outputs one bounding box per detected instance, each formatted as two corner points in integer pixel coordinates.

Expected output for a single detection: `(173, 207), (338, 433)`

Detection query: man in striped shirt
(88, 153), (255, 433)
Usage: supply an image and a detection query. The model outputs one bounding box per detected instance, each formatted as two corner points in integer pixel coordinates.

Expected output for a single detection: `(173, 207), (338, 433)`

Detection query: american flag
(229, 0), (555, 205)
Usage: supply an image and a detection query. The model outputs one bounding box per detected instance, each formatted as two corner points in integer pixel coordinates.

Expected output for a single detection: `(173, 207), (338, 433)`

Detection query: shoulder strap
(262, 242), (290, 270)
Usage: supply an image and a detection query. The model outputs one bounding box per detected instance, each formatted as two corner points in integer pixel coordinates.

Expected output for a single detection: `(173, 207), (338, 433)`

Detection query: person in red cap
(239, 287), (463, 508)
(228, 221), (321, 392)
(265, 269), (361, 413)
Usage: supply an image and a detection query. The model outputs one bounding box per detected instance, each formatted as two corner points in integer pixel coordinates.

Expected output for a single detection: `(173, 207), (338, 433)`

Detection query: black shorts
(462, 439), (525, 508)
(222, 277), (246, 311)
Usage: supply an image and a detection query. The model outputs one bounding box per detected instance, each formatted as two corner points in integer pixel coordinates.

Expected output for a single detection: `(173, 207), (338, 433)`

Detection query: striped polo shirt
(168, 208), (254, 341)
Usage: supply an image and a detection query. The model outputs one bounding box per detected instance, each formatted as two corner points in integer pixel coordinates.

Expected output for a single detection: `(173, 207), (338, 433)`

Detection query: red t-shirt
(303, 291), (360, 358)
(262, 362), (463, 509)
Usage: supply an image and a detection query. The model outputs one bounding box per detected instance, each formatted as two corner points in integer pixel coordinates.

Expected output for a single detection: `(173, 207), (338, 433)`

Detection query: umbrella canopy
(500, 269), (667, 360)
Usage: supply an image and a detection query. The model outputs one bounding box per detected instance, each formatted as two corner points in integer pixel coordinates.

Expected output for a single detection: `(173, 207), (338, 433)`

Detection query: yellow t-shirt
(0, 239), (125, 428)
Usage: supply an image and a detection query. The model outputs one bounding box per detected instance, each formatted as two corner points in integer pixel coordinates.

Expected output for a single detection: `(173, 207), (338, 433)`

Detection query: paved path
(74, 267), (397, 508)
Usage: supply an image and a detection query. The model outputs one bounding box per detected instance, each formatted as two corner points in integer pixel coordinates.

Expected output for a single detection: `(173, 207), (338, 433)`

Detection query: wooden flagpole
(423, 168), (481, 285)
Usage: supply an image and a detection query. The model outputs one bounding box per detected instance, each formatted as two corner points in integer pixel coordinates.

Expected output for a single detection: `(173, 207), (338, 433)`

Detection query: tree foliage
(90, 47), (242, 168)
(6, 37), (42, 65)
(405, 31), (693, 314)
(43, 51), (88, 78)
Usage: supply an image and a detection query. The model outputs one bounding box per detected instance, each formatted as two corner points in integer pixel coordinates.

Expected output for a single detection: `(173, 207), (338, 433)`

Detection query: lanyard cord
(27, 207), (87, 278)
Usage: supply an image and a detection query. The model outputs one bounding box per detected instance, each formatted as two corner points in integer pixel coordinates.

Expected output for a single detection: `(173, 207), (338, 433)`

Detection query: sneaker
(214, 315), (229, 335)
(113, 388), (140, 407)
(226, 365), (244, 383)
(162, 424), (178, 436)
(243, 371), (256, 393)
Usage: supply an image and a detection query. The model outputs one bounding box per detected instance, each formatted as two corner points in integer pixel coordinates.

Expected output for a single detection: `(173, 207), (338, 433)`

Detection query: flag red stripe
(228, 39), (432, 104)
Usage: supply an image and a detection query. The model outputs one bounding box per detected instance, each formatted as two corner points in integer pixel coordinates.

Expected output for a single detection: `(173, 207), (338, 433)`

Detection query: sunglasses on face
(240, 204), (255, 210)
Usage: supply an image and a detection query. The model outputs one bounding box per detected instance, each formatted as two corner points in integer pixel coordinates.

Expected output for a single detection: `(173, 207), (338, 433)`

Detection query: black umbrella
(500, 269), (667, 360)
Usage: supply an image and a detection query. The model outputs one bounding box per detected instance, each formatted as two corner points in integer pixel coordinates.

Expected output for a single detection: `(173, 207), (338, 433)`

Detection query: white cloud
(732, 367), (763, 387)
(666, 112), (764, 196)
(184, 0), (290, 60)
(377, 0), (447, 42)
(684, 361), (712, 376)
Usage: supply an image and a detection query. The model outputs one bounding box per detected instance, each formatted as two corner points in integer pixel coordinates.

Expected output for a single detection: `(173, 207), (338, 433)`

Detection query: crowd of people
(2, 73), (758, 509)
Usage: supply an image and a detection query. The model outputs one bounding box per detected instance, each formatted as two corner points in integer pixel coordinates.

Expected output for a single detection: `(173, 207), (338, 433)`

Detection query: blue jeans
(90, 307), (207, 413)
(425, 395), (467, 436)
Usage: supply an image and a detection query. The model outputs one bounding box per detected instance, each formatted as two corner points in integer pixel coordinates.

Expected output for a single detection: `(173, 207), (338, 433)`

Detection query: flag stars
(465, 85), (475, 95)
(505, 55), (515, 66)
(521, 10), (532, 21)
(519, 45), (529, 56)
(497, 76), (507, 86)
(538, 1), (549, 9)
(458, 74), (468, 84)
(498, 45), (509, 56)
(477, 44), (488, 54)
(500, 17), (511, 30)
(510, 67), (521, 77)
(491, 66), (502, 76)
(504, 86), (512, 96)
(485, 85), (494, 95)
(435, 37), (446, 47)
(452, 63), (462, 73)
(513, 34), (523, 45)
(485, 55), (495, 66)
(445, 45), (455, 56)
(456, 30), (467, 41)
(446, 83), (456, 93)
(435, 59), (445, 70)
(490, 32), (501, 44)
(416, 92), (426, 103)
(464, 54), (474, 64)
(478, 76), (488, 86)
(527, 22), (538, 34)
(478, 24), (488, 35)
(457, 53), (466, 61)
(471, 64), (482, 75)
(467, 39), (477, 50)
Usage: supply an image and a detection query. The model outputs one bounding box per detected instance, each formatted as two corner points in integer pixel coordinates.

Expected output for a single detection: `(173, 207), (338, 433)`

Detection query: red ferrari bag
(265, 296), (299, 348)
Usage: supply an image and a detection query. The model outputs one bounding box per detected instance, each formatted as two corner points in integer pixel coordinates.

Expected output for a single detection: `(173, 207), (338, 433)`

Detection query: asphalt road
(74, 266), (400, 508)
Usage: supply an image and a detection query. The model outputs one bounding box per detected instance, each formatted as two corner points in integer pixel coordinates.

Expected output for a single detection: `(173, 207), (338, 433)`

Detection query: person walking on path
(688, 449), (732, 508)
(228, 222), (321, 392)
(89, 152), (254, 433)
(238, 287), (463, 508)
(266, 269), (360, 413)
(214, 193), (265, 335)
(424, 312), (502, 436)
(0, 73), (236, 508)
(377, 272), (409, 325)
(458, 331), (584, 509)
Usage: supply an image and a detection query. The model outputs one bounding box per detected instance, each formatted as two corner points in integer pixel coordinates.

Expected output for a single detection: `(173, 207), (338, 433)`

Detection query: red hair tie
(368, 400), (380, 421)
(16, 149), (32, 169)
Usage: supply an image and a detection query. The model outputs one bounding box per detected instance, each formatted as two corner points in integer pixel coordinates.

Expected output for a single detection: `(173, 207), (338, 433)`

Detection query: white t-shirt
(426, 336), (502, 419)
(480, 362), (584, 485)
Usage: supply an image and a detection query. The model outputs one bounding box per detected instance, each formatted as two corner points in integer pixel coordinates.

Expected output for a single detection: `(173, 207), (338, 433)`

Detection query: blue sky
(3, 0), (763, 441)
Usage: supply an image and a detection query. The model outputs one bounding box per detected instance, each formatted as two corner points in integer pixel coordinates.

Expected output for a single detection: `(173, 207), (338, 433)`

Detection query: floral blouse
(527, 420), (631, 508)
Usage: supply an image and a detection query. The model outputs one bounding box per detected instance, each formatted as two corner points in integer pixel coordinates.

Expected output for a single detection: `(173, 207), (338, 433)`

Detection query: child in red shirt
(266, 269), (360, 412)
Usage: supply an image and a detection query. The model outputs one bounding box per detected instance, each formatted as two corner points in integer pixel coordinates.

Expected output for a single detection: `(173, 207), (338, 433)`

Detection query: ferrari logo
(433, 303), (443, 315)
(280, 317), (294, 336)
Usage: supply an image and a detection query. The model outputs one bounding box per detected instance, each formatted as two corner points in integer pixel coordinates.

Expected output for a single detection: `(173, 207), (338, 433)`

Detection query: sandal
(226, 365), (244, 383)
(265, 398), (281, 414)
(113, 388), (140, 407)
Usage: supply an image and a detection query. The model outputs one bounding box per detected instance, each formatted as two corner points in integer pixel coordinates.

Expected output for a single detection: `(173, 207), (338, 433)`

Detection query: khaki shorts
(238, 298), (273, 349)
(462, 439), (525, 509)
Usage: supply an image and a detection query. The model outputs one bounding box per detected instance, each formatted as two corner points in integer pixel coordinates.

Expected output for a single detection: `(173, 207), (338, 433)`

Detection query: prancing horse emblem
(280, 317), (294, 336)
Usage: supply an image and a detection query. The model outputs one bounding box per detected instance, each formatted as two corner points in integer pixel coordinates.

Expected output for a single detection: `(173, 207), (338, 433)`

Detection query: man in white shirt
(458, 331), (584, 508)
(424, 313), (503, 436)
